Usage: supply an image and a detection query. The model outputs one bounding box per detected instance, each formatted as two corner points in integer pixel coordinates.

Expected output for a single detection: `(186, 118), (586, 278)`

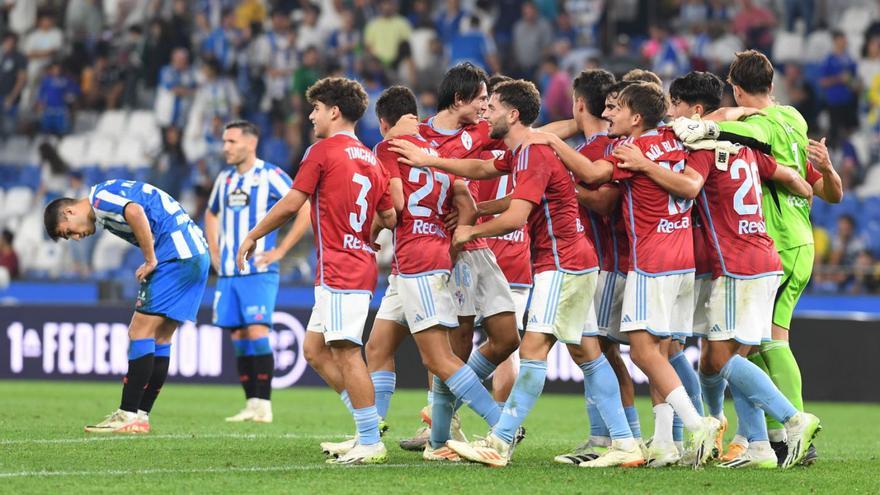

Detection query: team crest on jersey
(227, 188), (250, 211)
(460, 131), (473, 151)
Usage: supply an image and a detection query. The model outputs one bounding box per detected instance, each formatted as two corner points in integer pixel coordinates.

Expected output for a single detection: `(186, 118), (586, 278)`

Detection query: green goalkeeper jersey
(718, 105), (811, 251)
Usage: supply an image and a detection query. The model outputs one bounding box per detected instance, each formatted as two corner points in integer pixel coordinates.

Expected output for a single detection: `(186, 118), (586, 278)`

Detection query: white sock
(137, 409), (149, 419)
(652, 403), (675, 446)
(731, 434), (749, 447)
(613, 437), (638, 451)
(768, 428), (786, 442)
(665, 386), (703, 430)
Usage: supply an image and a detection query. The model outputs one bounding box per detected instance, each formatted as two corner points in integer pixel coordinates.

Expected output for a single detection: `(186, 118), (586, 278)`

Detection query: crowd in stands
(1, 0), (880, 294)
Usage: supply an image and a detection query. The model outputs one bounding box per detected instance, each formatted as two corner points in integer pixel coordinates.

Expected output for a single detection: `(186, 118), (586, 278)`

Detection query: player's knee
(707, 350), (733, 375)
(303, 336), (326, 368)
(628, 345), (656, 369)
(365, 340), (392, 370)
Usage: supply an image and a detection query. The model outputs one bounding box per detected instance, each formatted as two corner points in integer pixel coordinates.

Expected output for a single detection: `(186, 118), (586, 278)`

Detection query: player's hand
(136, 258), (158, 283)
(388, 139), (429, 166)
(808, 137), (832, 173)
(738, 107), (766, 120)
(386, 114), (419, 138)
(254, 248), (285, 269)
(237, 237), (257, 271)
(452, 225), (474, 248)
(443, 209), (459, 230)
(521, 130), (555, 148)
(672, 116), (719, 143)
(612, 143), (649, 172)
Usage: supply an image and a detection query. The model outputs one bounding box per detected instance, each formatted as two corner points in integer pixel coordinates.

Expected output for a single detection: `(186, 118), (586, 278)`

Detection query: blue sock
(445, 365), (501, 426)
(250, 336), (272, 356)
(493, 360), (546, 444)
(624, 406), (642, 439)
(232, 340), (250, 357)
(580, 355), (632, 440)
(670, 351), (704, 415)
(720, 355), (797, 424)
(352, 405), (381, 445)
(155, 343), (171, 358)
(340, 390), (354, 415)
(587, 402), (609, 438)
(452, 351), (498, 412)
(672, 414), (684, 442)
(129, 338), (155, 360)
(429, 376), (455, 449)
(730, 381), (768, 442)
(370, 371), (396, 419)
(700, 372), (727, 418)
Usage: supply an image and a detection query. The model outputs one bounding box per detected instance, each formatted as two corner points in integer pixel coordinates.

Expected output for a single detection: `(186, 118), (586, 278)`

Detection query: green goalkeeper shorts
(772, 244), (815, 330)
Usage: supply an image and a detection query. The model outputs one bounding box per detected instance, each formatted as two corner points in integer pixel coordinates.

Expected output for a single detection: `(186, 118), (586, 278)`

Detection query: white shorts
(620, 271), (695, 339)
(692, 275), (712, 337)
(595, 271), (627, 344)
(706, 275), (781, 345)
(510, 286), (531, 331)
(526, 270), (597, 344)
(375, 273), (458, 333)
(451, 249), (516, 320)
(306, 286), (372, 345)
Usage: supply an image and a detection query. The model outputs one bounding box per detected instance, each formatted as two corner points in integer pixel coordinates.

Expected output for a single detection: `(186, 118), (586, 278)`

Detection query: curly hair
(306, 77), (369, 122)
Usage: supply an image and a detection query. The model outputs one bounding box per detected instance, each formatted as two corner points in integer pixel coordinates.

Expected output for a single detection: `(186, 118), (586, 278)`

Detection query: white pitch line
(0, 432), (345, 446)
(0, 463), (466, 479)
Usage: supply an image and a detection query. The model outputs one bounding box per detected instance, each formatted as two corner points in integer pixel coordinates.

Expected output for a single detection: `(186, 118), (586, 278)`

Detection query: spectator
(642, 22), (691, 83)
(783, 0), (814, 33)
(36, 141), (70, 202)
(5, 0), (37, 36)
(81, 52), (124, 110)
(732, 0), (777, 54)
(202, 9), (241, 72)
(830, 214), (866, 271)
(296, 4), (327, 52)
(680, 0), (709, 28)
(449, 15), (499, 74)
(327, 9), (361, 78)
(512, 1), (553, 79)
(290, 45), (321, 125)
(415, 36), (447, 93)
(166, 0), (194, 51)
(358, 58), (387, 149)
(118, 25), (145, 108)
(140, 20), (174, 93)
(434, 0), (467, 44)
(0, 32), (27, 139)
(364, 0), (412, 67)
(23, 11), (64, 94)
(253, 10), (297, 123)
(152, 126), (189, 201)
(820, 31), (860, 146)
(0, 229), (19, 280)
(555, 11), (579, 46)
(36, 61), (80, 136)
(234, 0), (267, 30)
(537, 55), (572, 123)
(154, 47), (196, 129)
(849, 250), (880, 294)
(703, 20), (743, 73)
(780, 63), (819, 131)
(407, 0), (432, 27)
(184, 57), (240, 169)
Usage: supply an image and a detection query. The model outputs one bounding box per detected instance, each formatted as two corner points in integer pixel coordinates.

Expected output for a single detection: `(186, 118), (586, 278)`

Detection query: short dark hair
(493, 79), (541, 126)
(224, 120), (260, 137)
(44, 197), (77, 242)
(487, 74), (512, 94)
(376, 85), (417, 127)
(669, 71), (724, 114)
(437, 62), (489, 111)
(728, 50), (774, 95)
(606, 80), (635, 100)
(622, 68), (663, 86)
(573, 69), (616, 118)
(1, 229), (12, 245)
(617, 82), (669, 129)
(306, 77), (369, 122)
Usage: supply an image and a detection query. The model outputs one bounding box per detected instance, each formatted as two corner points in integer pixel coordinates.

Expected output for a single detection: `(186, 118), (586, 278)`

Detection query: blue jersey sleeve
(91, 181), (133, 218)
(207, 172), (226, 214)
(267, 166), (293, 200)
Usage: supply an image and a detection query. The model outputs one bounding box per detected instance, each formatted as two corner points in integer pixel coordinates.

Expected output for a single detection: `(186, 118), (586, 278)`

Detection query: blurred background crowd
(0, 0), (879, 296)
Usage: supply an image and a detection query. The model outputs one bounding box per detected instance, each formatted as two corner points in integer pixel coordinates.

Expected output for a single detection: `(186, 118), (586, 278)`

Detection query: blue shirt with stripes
(89, 180), (208, 262)
(207, 159), (293, 277)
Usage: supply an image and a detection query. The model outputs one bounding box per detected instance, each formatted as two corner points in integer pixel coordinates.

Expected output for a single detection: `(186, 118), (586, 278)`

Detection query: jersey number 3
(350, 173), (372, 231)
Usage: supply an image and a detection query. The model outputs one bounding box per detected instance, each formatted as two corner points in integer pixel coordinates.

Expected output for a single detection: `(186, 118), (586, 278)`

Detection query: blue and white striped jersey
(207, 159), (293, 277)
(89, 180), (208, 262)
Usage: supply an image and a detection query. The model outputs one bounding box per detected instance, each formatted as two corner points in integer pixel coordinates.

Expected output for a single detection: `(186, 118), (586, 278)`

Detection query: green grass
(1, 380), (878, 494)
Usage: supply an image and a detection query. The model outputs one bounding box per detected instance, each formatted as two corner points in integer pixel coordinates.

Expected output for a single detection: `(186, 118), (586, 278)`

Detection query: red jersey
(418, 117), (504, 251)
(292, 132), (392, 291)
(692, 208), (713, 277)
(374, 136), (457, 275)
(479, 150), (532, 286)
(688, 148), (783, 278)
(605, 128), (694, 275)
(496, 143), (597, 274)
(576, 133), (630, 273)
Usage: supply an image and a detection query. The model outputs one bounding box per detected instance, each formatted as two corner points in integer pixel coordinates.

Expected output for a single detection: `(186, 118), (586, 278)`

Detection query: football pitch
(1, 380), (878, 494)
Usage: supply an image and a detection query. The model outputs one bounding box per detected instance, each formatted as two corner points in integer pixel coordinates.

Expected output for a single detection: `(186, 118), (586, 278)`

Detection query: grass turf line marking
(0, 432), (342, 445)
(0, 463), (467, 479)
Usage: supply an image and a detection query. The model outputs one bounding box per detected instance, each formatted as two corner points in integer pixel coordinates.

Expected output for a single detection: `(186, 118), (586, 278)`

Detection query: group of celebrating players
(43, 47), (842, 470)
